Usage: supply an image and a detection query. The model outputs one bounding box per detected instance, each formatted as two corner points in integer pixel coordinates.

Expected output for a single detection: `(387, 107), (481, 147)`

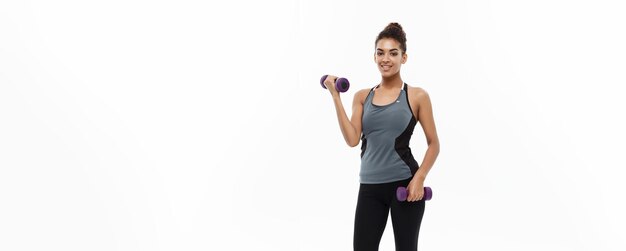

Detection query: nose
(381, 54), (390, 63)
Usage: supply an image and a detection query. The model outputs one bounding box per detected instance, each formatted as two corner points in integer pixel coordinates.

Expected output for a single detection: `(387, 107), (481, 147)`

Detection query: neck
(379, 72), (403, 89)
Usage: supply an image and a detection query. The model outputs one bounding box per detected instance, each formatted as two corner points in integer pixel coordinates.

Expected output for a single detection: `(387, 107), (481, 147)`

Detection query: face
(374, 38), (407, 78)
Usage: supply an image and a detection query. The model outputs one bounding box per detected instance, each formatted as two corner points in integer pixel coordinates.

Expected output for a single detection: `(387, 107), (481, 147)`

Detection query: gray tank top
(360, 83), (419, 184)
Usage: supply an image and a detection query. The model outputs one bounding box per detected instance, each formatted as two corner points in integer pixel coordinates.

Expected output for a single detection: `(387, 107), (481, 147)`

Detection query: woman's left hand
(406, 178), (424, 202)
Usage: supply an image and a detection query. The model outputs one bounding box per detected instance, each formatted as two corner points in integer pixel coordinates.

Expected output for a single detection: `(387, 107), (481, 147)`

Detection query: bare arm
(324, 76), (365, 147)
(414, 90), (440, 182)
(406, 88), (440, 202)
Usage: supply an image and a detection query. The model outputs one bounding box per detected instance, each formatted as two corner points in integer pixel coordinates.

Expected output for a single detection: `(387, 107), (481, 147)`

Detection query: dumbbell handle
(396, 186), (433, 202)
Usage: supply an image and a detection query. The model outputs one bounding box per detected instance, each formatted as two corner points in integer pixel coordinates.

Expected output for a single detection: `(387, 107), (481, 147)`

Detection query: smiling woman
(375, 22), (407, 78)
(322, 22), (440, 251)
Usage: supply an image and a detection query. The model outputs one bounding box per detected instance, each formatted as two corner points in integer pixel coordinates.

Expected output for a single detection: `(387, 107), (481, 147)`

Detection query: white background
(1, 0), (625, 250)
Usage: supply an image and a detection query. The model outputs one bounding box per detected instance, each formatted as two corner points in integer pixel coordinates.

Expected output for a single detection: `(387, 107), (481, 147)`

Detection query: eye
(377, 52), (383, 56)
(391, 52), (398, 56)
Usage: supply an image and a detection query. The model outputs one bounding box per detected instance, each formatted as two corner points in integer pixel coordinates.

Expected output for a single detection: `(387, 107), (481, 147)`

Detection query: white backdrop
(1, 0), (625, 250)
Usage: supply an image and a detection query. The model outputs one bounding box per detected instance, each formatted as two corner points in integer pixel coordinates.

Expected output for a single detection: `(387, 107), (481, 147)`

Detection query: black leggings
(354, 177), (425, 251)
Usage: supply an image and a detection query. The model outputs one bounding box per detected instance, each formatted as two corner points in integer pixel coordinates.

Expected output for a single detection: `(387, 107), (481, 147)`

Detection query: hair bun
(386, 22), (403, 31)
(376, 22), (407, 53)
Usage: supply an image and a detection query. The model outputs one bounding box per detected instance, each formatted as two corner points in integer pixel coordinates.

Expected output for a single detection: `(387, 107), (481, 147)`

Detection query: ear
(402, 53), (408, 64)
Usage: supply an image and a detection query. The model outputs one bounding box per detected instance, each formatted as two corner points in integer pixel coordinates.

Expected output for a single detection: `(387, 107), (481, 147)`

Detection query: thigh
(354, 184), (391, 251)
(390, 197), (425, 251)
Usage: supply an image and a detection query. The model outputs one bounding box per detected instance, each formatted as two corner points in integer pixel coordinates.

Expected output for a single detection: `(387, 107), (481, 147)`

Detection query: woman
(323, 23), (440, 251)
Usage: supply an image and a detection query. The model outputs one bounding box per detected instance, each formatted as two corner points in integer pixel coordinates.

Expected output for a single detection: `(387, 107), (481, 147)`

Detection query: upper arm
(350, 89), (368, 145)
(416, 89), (439, 146)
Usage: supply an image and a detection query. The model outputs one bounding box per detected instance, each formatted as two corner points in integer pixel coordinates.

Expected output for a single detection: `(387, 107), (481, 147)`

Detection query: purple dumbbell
(396, 186), (433, 202)
(320, 75), (350, 93)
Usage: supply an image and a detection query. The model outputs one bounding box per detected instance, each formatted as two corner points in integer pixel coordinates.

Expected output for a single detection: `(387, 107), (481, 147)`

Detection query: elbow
(347, 139), (360, 148)
(430, 140), (440, 155)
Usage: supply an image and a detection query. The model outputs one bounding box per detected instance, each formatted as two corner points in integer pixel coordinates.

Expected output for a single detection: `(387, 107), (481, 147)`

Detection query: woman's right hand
(323, 75), (340, 97)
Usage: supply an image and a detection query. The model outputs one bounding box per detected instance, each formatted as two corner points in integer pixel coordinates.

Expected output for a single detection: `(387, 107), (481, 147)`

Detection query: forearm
(414, 141), (440, 181)
(332, 95), (359, 147)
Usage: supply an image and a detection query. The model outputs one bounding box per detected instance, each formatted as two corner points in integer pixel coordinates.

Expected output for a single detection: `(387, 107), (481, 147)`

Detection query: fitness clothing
(360, 83), (419, 184)
(354, 83), (425, 251)
(353, 177), (425, 251)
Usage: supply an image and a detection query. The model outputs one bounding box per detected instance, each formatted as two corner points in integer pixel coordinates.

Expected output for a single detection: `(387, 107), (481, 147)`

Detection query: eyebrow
(376, 48), (399, 52)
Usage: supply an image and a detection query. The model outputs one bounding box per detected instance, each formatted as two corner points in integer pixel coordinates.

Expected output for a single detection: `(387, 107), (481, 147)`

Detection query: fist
(406, 180), (425, 202)
(322, 75), (339, 96)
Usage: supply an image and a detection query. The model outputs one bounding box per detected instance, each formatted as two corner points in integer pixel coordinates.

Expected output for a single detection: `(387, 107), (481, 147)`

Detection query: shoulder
(406, 84), (431, 102)
(353, 88), (373, 104)
(356, 88), (373, 97)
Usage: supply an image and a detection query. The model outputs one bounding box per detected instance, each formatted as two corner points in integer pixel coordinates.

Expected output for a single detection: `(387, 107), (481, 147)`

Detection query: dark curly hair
(375, 22), (407, 54)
